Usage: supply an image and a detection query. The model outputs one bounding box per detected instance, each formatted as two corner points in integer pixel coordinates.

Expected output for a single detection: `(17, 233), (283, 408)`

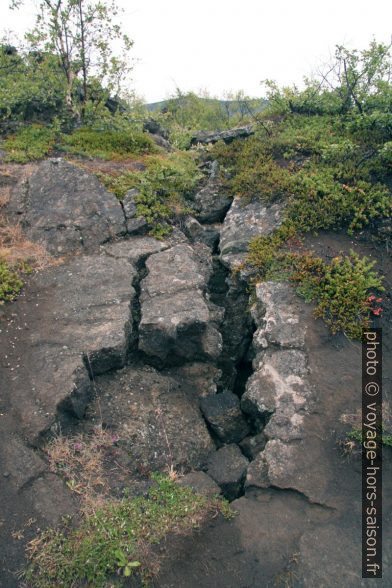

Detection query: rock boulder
(8, 159), (126, 255)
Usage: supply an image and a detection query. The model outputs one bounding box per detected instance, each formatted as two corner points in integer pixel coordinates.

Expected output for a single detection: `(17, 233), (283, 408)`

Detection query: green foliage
(263, 41), (392, 117)
(0, 46), (67, 122)
(11, 0), (133, 119)
(0, 260), (23, 303)
(234, 42), (391, 340)
(3, 124), (57, 162)
(100, 152), (202, 236)
(24, 474), (232, 587)
(212, 136), (293, 203)
(288, 170), (391, 235)
(248, 240), (384, 338)
(60, 128), (156, 159)
(347, 427), (392, 448)
(292, 251), (384, 339)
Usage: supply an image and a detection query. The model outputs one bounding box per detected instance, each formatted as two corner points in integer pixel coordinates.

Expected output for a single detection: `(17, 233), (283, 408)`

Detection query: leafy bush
(0, 260), (23, 302)
(288, 169), (391, 235)
(248, 241), (384, 339)
(24, 474), (232, 587)
(0, 48), (67, 122)
(100, 152), (202, 236)
(309, 252), (383, 338)
(3, 124), (56, 163)
(60, 128), (156, 159)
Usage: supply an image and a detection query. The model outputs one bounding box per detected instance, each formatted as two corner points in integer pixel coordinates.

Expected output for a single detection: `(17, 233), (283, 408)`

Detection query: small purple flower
(73, 442), (83, 451)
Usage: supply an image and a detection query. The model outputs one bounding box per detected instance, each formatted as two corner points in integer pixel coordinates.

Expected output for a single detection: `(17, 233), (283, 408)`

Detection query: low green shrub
(60, 128), (157, 159)
(3, 124), (56, 163)
(24, 474), (232, 587)
(311, 253), (383, 338)
(288, 169), (391, 235)
(0, 260), (24, 303)
(100, 152), (202, 236)
(247, 244), (384, 339)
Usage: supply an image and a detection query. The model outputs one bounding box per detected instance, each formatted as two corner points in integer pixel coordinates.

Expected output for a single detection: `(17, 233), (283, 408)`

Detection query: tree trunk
(78, 0), (88, 120)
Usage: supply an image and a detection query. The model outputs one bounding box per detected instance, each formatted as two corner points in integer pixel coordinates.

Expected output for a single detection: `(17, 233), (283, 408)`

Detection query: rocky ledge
(1, 153), (391, 588)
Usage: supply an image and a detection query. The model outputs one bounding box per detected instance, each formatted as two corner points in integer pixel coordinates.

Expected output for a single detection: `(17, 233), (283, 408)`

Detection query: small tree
(10, 0), (133, 119)
(264, 40), (392, 116)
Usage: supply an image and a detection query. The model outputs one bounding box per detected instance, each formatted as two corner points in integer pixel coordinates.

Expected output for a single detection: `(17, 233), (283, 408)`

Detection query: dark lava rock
(178, 471), (221, 497)
(190, 125), (254, 146)
(21, 473), (78, 526)
(206, 444), (249, 500)
(8, 159), (126, 255)
(15, 253), (136, 442)
(143, 118), (169, 140)
(122, 188), (148, 235)
(85, 365), (215, 473)
(220, 196), (283, 269)
(149, 133), (172, 151)
(200, 392), (250, 443)
(239, 433), (267, 461)
(193, 161), (232, 224)
(139, 243), (223, 366)
(183, 216), (220, 250)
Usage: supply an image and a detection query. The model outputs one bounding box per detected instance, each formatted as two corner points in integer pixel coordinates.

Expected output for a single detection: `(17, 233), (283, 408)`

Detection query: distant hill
(146, 97), (268, 114)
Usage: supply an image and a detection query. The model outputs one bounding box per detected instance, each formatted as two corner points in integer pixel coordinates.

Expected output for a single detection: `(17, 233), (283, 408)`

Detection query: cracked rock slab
(103, 236), (169, 265)
(220, 197), (283, 268)
(190, 126), (254, 146)
(139, 244), (223, 365)
(122, 188), (149, 234)
(21, 473), (78, 526)
(200, 392), (250, 443)
(84, 366), (215, 473)
(2, 436), (46, 491)
(241, 349), (311, 439)
(178, 471), (221, 497)
(8, 159), (126, 255)
(193, 161), (232, 224)
(251, 281), (307, 351)
(17, 254), (136, 442)
(206, 444), (249, 500)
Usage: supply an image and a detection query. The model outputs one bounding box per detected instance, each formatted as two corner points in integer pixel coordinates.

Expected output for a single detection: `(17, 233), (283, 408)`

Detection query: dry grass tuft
(0, 164), (58, 274)
(46, 427), (119, 513)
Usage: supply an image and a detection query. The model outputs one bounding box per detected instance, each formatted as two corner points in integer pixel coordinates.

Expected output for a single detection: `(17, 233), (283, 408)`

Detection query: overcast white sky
(1, 0), (391, 102)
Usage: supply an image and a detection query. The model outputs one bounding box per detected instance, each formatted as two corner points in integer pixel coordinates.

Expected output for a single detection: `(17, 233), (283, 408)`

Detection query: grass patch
(46, 427), (119, 511)
(290, 251), (384, 339)
(0, 259), (23, 302)
(24, 473), (232, 587)
(2, 125), (158, 164)
(60, 128), (157, 160)
(340, 426), (392, 456)
(3, 125), (56, 163)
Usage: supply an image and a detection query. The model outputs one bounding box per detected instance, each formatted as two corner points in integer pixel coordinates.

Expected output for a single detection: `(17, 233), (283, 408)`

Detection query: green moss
(60, 128), (157, 159)
(0, 261), (23, 303)
(24, 474), (232, 587)
(3, 124), (56, 163)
